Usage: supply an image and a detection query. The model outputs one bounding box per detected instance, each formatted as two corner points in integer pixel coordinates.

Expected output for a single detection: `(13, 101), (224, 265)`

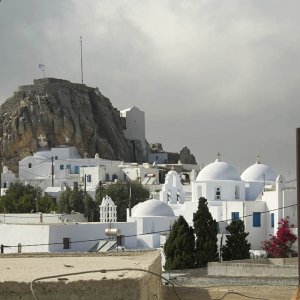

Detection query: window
(112, 174), (118, 181)
(74, 166), (80, 174)
(253, 212), (261, 227)
(87, 175), (92, 182)
(3, 182), (7, 188)
(28, 163), (32, 168)
(73, 182), (78, 189)
(63, 238), (70, 249)
(60, 165), (64, 170)
(55, 156), (58, 160)
(231, 212), (239, 221)
(235, 186), (240, 199)
(105, 173), (110, 182)
(271, 213), (274, 228)
(66, 164), (71, 170)
(215, 187), (221, 200)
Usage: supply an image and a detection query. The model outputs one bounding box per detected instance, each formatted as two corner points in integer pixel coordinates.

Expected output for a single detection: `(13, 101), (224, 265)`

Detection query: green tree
(83, 192), (96, 221)
(58, 187), (85, 213)
(37, 193), (58, 213)
(95, 181), (150, 222)
(193, 197), (219, 268)
(0, 183), (56, 213)
(221, 219), (251, 261)
(164, 215), (195, 270)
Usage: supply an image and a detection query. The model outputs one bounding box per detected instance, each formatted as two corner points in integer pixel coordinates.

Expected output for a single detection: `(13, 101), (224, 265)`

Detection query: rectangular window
(215, 187), (221, 200)
(60, 165), (64, 170)
(63, 238), (70, 249)
(73, 182), (78, 189)
(55, 156), (58, 160)
(235, 186), (240, 199)
(253, 212), (261, 227)
(271, 213), (274, 228)
(231, 212), (239, 221)
(74, 166), (80, 174)
(87, 175), (92, 182)
(28, 163), (32, 168)
(66, 164), (71, 170)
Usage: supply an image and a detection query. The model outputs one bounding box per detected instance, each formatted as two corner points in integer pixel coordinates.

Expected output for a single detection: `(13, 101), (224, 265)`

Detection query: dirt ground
(162, 285), (296, 300)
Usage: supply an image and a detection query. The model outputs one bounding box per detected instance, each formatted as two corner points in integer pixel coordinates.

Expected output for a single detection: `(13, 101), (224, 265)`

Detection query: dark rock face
(179, 147), (197, 165)
(166, 147), (197, 165)
(0, 78), (141, 171)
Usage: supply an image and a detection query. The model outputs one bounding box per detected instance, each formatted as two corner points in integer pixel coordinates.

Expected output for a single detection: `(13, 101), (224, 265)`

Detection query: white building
(99, 196), (117, 223)
(121, 163), (159, 185)
(19, 147), (125, 193)
(128, 199), (178, 248)
(132, 154), (297, 251)
(0, 221), (137, 254)
(120, 106), (147, 159)
(1, 166), (18, 195)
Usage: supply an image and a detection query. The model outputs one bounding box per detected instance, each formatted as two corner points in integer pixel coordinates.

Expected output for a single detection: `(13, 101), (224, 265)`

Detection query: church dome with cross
(241, 155), (277, 183)
(196, 153), (241, 181)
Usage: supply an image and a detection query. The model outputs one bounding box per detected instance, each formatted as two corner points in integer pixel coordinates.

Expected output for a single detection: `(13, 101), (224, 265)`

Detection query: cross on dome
(216, 152), (222, 162)
(256, 154), (261, 164)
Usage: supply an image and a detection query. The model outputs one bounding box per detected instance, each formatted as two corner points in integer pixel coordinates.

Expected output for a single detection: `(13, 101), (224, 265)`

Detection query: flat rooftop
(0, 251), (162, 300)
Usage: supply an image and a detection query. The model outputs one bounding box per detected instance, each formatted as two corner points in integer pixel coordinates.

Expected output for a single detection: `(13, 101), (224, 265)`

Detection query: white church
(130, 153), (297, 250)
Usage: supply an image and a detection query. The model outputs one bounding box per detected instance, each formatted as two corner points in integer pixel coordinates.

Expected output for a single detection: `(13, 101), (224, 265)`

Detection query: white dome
(241, 163), (277, 182)
(132, 199), (175, 217)
(197, 161), (240, 181)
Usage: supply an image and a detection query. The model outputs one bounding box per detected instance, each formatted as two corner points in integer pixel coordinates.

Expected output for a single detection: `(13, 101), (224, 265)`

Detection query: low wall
(208, 260), (297, 277)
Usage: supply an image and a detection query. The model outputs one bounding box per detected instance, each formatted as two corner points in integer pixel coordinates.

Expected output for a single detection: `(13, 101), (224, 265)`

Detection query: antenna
(80, 36), (83, 84)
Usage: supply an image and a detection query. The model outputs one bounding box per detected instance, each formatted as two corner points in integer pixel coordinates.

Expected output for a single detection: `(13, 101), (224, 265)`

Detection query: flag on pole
(39, 64), (45, 71)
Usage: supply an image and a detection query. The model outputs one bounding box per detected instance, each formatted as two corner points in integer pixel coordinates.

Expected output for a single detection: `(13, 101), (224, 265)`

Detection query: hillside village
(0, 81), (297, 257)
(0, 79), (298, 300)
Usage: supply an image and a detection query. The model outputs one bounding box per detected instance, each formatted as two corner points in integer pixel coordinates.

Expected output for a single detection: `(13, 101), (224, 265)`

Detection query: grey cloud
(0, 0), (299, 177)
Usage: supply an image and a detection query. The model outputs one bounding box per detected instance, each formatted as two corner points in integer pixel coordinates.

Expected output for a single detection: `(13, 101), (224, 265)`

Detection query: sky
(0, 0), (300, 177)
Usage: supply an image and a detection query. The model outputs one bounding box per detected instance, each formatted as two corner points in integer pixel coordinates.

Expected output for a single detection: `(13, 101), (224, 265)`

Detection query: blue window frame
(253, 212), (261, 227)
(74, 166), (80, 174)
(231, 212), (239, 221)
(271, 213), (274, 228)
(66, 164), (71, 170)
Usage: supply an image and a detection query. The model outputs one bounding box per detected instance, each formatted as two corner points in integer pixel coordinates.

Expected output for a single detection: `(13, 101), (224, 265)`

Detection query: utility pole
(51, 156), (54, 187)
(80, 36), (83, 84)
(128, 182), (132, 217)
(0, 152), (2, 197)
(296, 128), (300, 288)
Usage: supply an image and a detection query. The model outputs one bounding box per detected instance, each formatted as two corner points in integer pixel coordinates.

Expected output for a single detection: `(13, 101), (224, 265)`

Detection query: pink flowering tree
(261, 217), (297, 258)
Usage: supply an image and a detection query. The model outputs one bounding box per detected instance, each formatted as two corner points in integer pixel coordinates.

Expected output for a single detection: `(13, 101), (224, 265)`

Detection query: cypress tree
(164, 215), (195, 270)
(221, 219), (251, 261)
(193, 197), (219, 268)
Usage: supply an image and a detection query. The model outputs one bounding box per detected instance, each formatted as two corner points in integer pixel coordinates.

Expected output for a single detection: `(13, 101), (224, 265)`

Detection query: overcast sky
(1, 0), (299, 177)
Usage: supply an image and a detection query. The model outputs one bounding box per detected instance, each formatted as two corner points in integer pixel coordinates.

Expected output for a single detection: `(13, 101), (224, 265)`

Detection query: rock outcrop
(0, 78), (144, 171)
(179, 147), (197, 165)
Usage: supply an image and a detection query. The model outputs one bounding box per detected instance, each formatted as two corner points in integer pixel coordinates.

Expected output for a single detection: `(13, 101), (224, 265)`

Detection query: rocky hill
(0, 78), (144, 171)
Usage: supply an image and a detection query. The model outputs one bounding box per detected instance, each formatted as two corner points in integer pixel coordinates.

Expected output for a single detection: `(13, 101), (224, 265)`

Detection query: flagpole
(80, 36), (83, 84)
(43, 67), (45, 79)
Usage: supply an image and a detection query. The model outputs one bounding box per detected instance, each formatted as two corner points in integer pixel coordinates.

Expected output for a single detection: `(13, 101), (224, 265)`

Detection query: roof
(132, 199), (175, 217)
(241, 163), (277, 182)
(196, 159), (240, 181)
